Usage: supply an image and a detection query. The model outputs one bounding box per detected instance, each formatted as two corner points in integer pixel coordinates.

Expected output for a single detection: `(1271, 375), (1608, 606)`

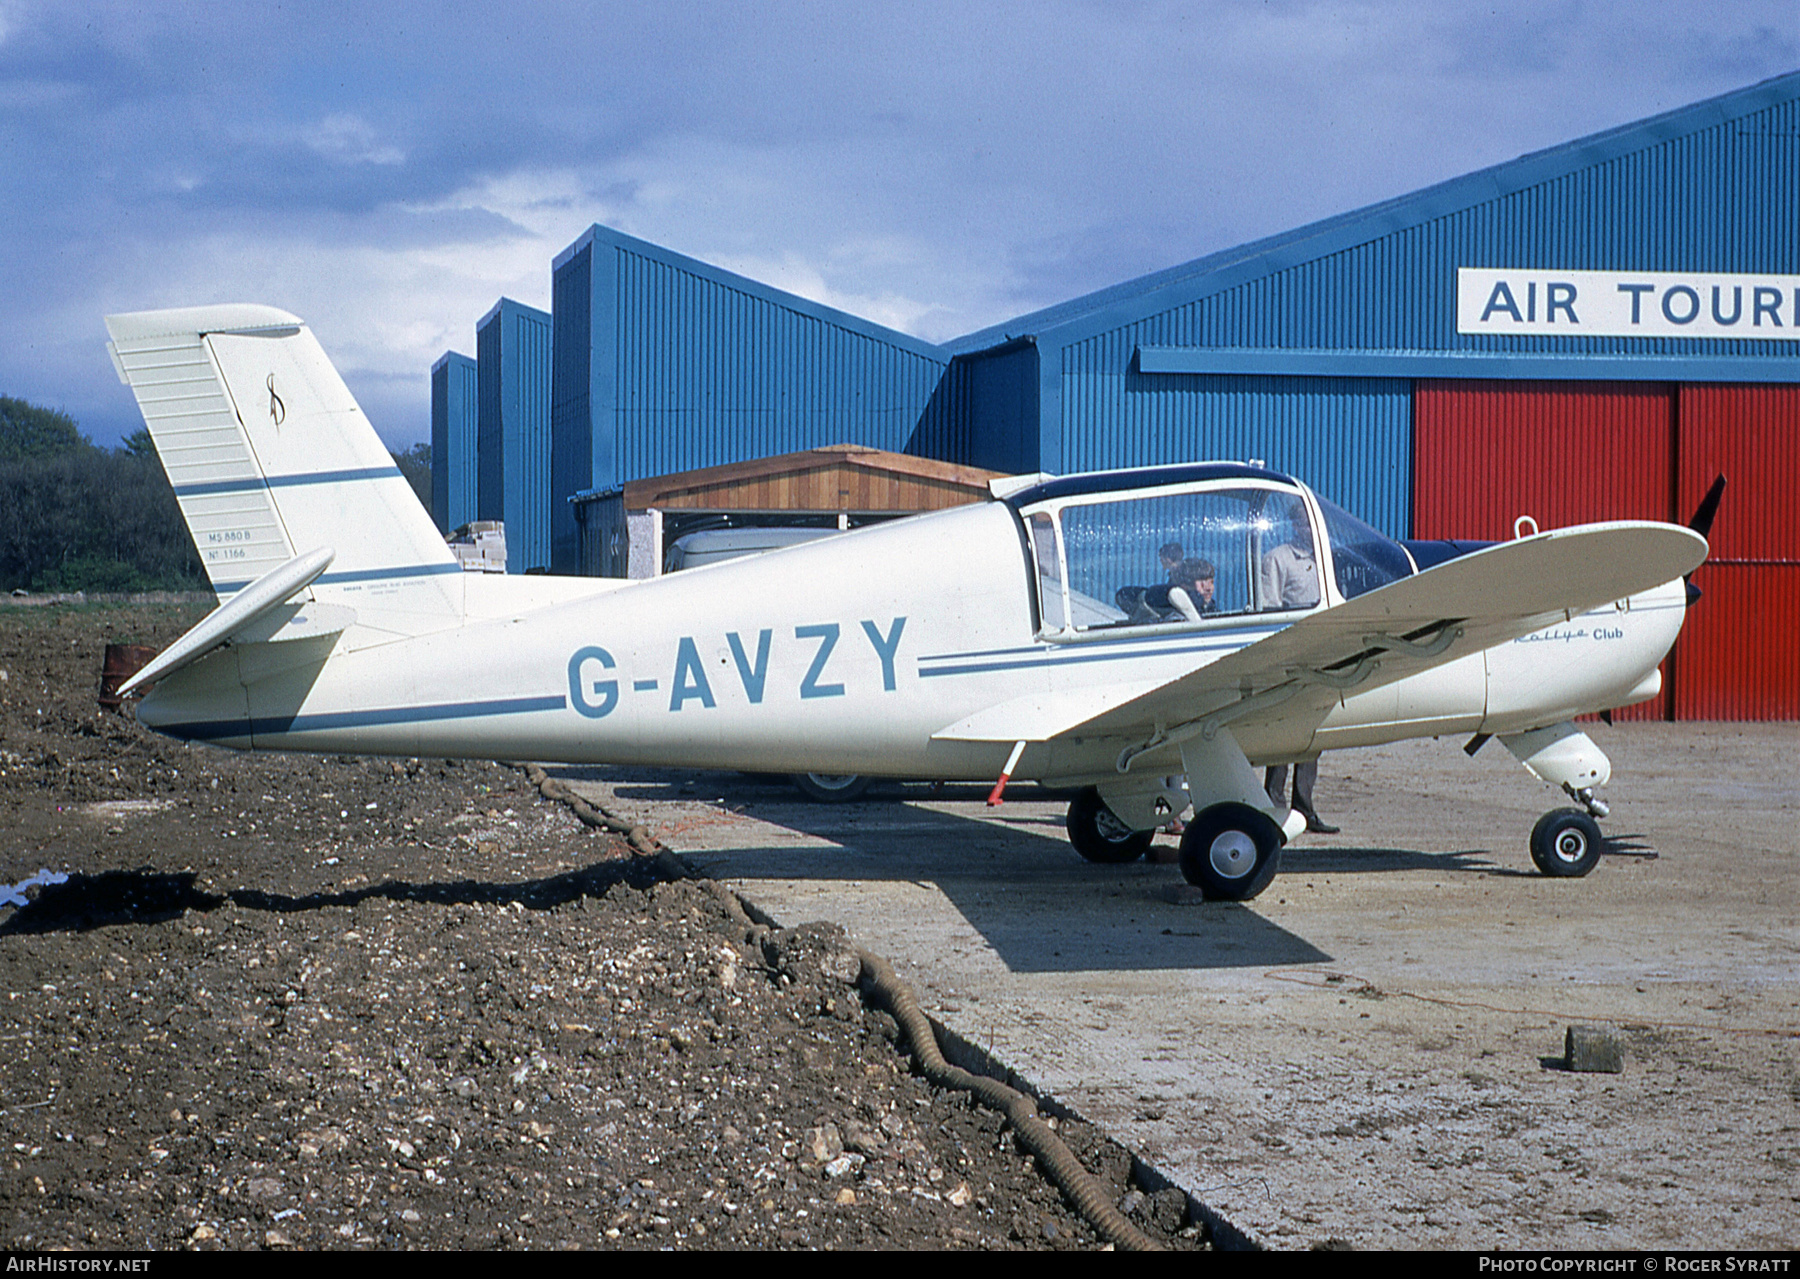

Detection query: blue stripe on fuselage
(152, 693), (567, 743)
(917, 622), (1284, 677)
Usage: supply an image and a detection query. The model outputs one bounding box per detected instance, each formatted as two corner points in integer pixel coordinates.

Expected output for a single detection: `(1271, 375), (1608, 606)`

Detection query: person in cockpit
(1116, 541), (1189, 623)
(1169, 558), (1218, 621)
(1143, 541), (1187, 613)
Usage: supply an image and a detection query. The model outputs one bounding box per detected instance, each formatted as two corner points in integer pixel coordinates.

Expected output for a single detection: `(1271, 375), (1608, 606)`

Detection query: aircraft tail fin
(105, 305), (461, 632)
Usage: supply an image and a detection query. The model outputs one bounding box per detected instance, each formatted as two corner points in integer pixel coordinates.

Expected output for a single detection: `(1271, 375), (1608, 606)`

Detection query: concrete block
(1565, 1025), (1624, 1073)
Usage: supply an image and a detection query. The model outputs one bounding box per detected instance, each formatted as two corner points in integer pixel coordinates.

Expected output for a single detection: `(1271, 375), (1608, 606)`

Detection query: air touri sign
(1458, 269), (1800, 340)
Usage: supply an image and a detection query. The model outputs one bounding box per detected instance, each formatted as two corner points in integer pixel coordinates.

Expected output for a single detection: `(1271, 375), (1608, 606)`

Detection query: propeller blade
(1681, 474), (1726, 610)
(1688, 474), (1726, 540)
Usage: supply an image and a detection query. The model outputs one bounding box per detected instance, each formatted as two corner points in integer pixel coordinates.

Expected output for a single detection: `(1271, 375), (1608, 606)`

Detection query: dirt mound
(0, 603), (1200, 1250)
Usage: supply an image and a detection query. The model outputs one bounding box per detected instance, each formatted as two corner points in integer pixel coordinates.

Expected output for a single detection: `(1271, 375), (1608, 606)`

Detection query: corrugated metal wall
(901, 356), (973, 468)
(478, 299), (554, 574)
(476, 318), (504, 525)
(959, 341), (1040, 476)
(610, 246), (947, 475)
(1673, 385), (1800, 718)
(430, 351), (478, 534)
(1414, 381), (1675, 537)
(550, 226), (953, 568)
(1086, 89), (1800, 364)
(948, 80), (1798, 566)
(1055, 349), (1414, 537)
(1413, 379), (1800, 721)
(1677, 385), (1799, 563)
(550, 241), (596, 573)
(1672, 566), (1800, 720)
(1413, 381), (1675, 720)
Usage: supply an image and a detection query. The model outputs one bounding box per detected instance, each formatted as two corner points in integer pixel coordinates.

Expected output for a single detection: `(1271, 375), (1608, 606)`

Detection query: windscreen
(1314, 495), (1415, 599)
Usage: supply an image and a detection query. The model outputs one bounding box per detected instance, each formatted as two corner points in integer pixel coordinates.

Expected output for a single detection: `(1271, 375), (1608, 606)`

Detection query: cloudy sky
(1, 1), (1795, 449)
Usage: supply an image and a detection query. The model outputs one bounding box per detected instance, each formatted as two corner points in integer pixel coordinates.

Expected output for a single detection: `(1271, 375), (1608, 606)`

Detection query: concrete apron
(553, 723), (1800, 1250)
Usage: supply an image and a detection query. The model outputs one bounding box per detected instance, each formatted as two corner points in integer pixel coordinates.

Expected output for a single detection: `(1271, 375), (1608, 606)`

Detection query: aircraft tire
(1065, 787), (1154, 863)
(791, 772), (874, 803)
(1529, 807), (1604, 877)
(1179, 803), (1284, 900)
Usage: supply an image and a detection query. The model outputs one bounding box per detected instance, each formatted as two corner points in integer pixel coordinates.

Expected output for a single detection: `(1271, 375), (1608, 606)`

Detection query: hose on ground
(697, 885), (1164, 1252)
(854, 947), (1164, 1252)
(520, 763), (1166, 1251)
(521, 763), (670, 861)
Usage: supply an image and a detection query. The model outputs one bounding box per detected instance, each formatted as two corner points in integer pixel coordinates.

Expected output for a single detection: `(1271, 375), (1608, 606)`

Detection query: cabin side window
(1028, 511), (1067, 632)
(1043, 487), (1323, 632)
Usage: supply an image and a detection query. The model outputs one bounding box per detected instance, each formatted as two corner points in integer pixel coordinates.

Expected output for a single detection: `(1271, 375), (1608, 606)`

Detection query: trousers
(1264, 760), (1319, 813)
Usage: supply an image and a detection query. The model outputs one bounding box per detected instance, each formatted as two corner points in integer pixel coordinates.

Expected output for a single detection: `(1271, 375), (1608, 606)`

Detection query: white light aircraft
(106, 305), (1712, 901)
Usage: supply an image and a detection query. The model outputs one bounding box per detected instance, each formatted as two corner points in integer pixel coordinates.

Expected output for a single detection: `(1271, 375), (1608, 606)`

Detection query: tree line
(0, 396), (432, 594)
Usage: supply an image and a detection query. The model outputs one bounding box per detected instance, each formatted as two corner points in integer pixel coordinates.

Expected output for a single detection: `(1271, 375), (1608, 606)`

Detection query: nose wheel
(1529, 807), (1605, 877)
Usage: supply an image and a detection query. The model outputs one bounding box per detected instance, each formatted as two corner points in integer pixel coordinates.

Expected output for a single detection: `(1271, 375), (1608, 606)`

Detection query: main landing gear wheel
(791, 773), (873, 803)
(1065, 787), (1154, 864)
(1179, 803), (1285, 901)
(1529, 807), (1604, 878)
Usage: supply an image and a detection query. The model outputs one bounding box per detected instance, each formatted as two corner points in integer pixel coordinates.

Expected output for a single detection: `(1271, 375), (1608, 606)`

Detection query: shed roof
(591, 444), (1005, 513)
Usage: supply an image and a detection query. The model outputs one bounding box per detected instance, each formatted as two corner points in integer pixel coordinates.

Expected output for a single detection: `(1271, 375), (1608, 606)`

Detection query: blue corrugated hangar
(429, 350), (477, 534)
(476, 298), (553, 574)
(433, 71), (1798, 716)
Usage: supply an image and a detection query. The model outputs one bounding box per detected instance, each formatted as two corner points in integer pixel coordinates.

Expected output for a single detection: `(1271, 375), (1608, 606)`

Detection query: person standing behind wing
(1259, 508), (1338, 833)
(1259, 509), (1320, 611)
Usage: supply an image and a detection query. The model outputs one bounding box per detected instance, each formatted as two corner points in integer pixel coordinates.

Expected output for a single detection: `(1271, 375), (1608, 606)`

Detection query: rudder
(106, 305), (461, 633)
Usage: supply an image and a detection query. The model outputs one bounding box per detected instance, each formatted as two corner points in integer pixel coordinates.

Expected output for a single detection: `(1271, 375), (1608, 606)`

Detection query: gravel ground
(0, 603), (1201, 1251)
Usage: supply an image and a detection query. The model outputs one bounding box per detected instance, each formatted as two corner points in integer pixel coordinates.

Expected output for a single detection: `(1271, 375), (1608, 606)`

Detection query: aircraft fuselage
(139, 495), (1688, 789)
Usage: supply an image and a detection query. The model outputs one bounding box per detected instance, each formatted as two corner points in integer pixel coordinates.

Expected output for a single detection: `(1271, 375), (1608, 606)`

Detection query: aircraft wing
(934, 521), (1707, 745)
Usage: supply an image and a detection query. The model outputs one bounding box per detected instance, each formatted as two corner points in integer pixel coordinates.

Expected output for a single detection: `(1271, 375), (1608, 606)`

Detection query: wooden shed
(571, 445), (1006, 577)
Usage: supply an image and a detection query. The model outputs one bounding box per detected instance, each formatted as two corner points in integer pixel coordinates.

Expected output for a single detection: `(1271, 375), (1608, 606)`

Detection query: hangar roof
(558, 223), (947, 363)
(944, 71), (1800, 357)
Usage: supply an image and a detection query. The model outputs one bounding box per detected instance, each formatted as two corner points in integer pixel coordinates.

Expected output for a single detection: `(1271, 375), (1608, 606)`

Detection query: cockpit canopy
(1007, 465), (1415, 636)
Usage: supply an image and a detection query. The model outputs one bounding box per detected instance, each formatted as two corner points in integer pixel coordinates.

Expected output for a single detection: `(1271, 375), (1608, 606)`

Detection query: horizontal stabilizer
(118, 547), (335, 696)
(225, 600), (356, 645)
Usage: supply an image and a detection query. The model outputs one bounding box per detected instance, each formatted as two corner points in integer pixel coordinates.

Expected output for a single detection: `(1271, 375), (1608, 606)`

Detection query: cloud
(4, 0), (1797, 451)
(714, 249), (954, 340)
(303, 114), (405, 167)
